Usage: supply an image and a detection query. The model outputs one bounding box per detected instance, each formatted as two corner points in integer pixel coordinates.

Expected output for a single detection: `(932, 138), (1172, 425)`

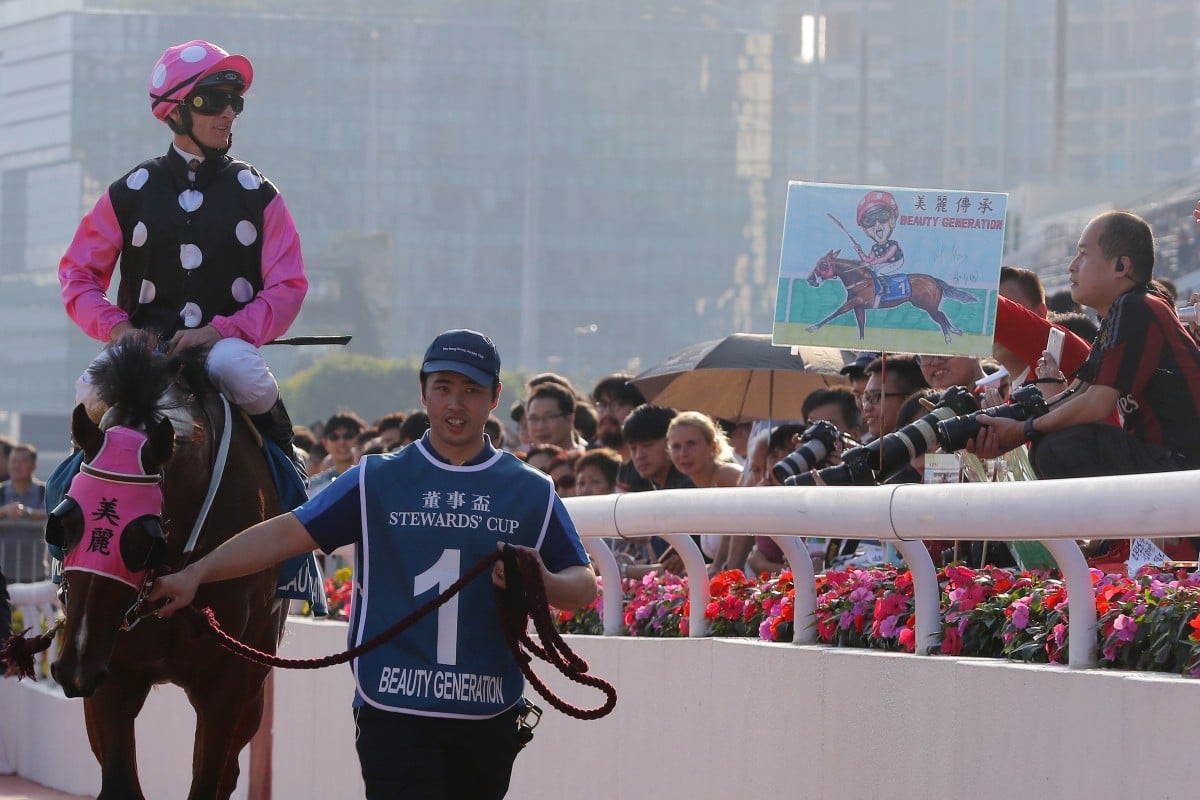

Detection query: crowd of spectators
(10, 208), (1189, 623)
(285, 209), (1200, 582)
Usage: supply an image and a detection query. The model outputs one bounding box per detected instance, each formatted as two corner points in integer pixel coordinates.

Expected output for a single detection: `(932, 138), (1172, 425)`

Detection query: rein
(179, 547), (617, 721)
(185, 393), (233, 556)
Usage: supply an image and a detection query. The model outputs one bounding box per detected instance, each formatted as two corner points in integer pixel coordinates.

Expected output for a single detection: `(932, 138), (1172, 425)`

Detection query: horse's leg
(911, 280), (963, 343)
(84, 679), (153, 800)
(807, 297), (864, 333)
(854, 307), (866, 339)
(185, 660), (272, 800)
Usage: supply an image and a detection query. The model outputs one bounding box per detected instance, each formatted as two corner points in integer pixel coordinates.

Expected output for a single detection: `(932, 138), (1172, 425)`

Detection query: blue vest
(351, 442), (556, 718)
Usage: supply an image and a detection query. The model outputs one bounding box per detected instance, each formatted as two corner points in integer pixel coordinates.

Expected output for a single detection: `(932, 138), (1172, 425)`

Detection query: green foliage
(280, 352), (423, 426)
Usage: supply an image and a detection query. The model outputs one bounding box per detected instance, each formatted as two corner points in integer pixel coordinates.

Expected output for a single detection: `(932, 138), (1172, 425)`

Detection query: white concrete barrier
(4, 476), (1199, 797)
(6, 621), (1200, 799)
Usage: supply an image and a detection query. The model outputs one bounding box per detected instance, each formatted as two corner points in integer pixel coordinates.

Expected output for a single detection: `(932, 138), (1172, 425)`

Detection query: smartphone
(1045, 327), (1065, 365)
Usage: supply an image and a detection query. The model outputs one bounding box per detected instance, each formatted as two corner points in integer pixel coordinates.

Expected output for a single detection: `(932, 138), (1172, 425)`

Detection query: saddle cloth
(872, 273), (912, 306)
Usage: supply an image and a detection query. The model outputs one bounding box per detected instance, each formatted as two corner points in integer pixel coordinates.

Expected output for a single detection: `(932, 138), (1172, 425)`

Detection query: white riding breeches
(76, 337), (279, 417)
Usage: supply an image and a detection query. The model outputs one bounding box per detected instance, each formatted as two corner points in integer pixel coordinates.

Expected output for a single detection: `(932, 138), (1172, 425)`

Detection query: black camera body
(771, 420), (841, 483)
(934, 383), (1049, 452)
(786, 386), (980, 487)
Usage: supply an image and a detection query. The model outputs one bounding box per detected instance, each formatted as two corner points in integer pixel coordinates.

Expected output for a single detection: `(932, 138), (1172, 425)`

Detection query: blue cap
(422, 329), (501, 387)
(840, 351), (880, 377)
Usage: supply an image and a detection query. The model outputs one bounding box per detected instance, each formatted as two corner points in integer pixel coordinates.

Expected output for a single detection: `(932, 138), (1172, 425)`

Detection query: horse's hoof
(805, 325), (818, 333)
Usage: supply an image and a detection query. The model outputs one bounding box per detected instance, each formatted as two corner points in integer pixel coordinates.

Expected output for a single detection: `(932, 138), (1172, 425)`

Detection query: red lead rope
(181, 547), (617, 721)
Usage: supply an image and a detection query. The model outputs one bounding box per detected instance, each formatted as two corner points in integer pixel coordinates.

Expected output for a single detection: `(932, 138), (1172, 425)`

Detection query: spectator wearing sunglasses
(59, 40), (309, 482)
(309, 412), (367, 497)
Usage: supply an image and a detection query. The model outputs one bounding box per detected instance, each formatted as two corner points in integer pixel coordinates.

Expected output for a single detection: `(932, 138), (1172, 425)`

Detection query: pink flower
(1010, 597), (1031, 630)
(878, 614), (901, 639)
(941, 626), (962, 656)
(1113, 614), (1137, 643)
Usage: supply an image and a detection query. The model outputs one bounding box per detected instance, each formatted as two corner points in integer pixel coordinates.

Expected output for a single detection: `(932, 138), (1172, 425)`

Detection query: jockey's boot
(250, 396), (309, 487)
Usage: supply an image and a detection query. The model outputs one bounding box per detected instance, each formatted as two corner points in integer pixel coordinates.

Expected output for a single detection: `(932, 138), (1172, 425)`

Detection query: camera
(934, 383), (1049, 452)
(771, 420), (841, 483)
(786, 386), (980, 487)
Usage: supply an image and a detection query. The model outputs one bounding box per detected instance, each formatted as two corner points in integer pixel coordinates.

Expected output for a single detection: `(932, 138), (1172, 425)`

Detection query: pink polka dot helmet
(857, 190), (899, 227)
(148, 40), (254, 124)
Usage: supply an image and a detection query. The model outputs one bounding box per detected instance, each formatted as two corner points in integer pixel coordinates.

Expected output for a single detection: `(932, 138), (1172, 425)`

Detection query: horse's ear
(833, 249), (841, 258)
(72, 404), (104, 461)
(144, 417), (175, 473)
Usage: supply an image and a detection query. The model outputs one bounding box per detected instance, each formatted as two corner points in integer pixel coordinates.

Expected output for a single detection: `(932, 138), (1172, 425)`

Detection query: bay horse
(47, 330), (286, 800)
(804, 248), (979, 344)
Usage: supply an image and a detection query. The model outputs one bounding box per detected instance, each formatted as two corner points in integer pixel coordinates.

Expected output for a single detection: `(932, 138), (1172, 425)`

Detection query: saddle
(872, 273), (913, 307)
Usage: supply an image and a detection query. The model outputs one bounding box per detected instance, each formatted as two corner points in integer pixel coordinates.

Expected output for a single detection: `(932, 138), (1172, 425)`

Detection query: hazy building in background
(2, 0), (1200, 424)
(0, 0), (787, 416)
(780, 0), (1200, 283)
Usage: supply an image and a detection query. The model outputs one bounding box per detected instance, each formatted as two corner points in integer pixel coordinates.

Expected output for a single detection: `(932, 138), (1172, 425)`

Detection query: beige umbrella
(631, 333), (853, 422)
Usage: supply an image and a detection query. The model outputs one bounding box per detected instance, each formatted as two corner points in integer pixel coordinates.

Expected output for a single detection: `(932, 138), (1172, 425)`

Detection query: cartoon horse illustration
(804, 249), (978, 344)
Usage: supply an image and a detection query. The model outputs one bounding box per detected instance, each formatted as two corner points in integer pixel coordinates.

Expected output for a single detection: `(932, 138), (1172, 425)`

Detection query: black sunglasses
(186, 90), (244, 116)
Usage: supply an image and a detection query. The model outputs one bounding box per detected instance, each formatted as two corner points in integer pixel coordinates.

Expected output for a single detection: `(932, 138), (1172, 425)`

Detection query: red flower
(941, 626), (962, 656)
(1189, 614), (1200, 642)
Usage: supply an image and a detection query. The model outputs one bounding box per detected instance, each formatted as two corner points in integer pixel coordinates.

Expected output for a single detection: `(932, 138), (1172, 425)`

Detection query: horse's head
(808, 249), (842, 287)
(49, 404), (175, 697)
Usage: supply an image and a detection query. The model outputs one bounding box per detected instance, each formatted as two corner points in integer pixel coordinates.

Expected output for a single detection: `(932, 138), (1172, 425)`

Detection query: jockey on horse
(58, 40), (307, 477)
(51, 41), (321, 605)
(853, 190), (909, 307)
(854, 190), (906, 274)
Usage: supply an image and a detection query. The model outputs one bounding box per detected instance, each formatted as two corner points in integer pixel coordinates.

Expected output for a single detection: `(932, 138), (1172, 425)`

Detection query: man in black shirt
(613, 405), (696, 574)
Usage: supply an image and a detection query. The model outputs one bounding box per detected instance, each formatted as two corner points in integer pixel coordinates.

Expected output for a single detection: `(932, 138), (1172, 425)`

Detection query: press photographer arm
(970, 381), (1118, 456)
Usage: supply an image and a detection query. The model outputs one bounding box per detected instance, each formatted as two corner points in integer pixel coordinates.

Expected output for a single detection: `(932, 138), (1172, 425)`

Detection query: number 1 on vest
(413, 548), (461, 666)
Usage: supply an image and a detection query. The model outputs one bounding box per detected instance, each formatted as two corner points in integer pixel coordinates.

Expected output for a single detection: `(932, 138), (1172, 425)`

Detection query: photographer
(861, 355), (929, 443)
(972, 211), (1200, 478)
(750, 424), (815, 575)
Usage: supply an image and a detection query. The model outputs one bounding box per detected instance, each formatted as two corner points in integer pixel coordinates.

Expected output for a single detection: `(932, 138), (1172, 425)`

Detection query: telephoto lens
(786, 386), (980, 486)
(771, 420), (841, 484)
(934, 383), (1049, 452)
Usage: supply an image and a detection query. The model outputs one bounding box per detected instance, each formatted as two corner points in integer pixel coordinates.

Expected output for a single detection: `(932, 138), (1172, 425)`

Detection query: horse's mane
(90, 330), (213, 430)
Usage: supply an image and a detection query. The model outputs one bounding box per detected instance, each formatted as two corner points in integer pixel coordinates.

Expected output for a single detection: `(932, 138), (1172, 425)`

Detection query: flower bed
(544, 565), (1200, 677)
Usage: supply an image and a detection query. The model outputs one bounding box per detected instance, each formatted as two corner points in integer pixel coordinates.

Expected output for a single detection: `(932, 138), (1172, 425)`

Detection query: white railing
(564, 472), (1200, 667)
(10, 473), (1190, 671)
(5, 474), (1199, 798)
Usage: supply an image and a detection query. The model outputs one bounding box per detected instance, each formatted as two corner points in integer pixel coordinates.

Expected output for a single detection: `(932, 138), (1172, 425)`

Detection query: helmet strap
(169, 105), (232, 159)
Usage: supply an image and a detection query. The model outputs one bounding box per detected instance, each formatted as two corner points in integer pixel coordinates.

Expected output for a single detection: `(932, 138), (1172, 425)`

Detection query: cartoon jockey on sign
(854, 190), (905, 274)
